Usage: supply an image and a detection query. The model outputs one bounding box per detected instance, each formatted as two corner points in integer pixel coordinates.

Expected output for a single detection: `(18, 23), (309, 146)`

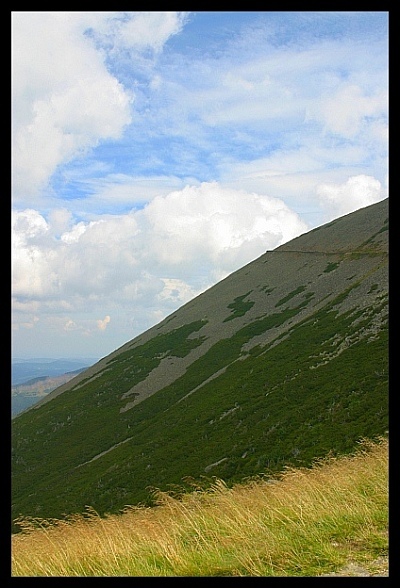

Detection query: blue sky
(12, 11), (388, 360)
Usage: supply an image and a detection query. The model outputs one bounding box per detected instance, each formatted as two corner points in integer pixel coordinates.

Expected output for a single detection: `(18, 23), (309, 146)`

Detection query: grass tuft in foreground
(12, 437), (388, 577)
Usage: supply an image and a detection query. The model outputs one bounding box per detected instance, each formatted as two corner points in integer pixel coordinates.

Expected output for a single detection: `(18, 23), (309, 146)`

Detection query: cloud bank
(317, 175), (387, 220)
(13, 182), (306, 302)
(12, 183), (308, 352)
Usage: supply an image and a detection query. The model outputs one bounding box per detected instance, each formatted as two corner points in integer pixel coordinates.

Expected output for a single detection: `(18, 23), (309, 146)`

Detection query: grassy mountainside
(12, 438), (388, 577)
(12, 199), (388, 529)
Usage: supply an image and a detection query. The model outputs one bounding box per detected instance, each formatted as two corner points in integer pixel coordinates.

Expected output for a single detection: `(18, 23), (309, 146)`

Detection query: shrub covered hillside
(12, 199), (388, 530)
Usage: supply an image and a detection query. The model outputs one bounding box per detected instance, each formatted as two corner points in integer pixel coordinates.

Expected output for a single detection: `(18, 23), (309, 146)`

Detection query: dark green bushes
(223, 292), (255, 322)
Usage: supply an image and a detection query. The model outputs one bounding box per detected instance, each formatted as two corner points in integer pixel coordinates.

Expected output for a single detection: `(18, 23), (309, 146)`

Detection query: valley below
(12, 370), (86, 416)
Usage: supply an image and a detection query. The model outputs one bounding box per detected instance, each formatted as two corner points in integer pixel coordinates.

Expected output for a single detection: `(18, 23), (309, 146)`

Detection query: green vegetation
(260, 285), (274, 294)
(223, 292), (255, 322)
(323, 261), (340, 273)
(12, 438), (388, 577)
(275, 285), (306, 307)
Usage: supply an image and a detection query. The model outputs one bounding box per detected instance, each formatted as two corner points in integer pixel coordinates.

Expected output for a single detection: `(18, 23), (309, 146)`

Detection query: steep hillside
(12, 199), (388, 528)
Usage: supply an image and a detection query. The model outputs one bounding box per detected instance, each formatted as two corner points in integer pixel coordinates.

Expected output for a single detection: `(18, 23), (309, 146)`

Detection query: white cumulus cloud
(316, 174), (387, 222)
(12, 183), (307, 339)
(97, 315), (111, 331)
(141, 182), (306, 276)
(116, 11), (188, 52)
(12, 12), (133, 199)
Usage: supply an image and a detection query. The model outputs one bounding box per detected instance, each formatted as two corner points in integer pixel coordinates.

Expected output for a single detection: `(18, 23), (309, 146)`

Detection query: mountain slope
(12, 199), (388, 528)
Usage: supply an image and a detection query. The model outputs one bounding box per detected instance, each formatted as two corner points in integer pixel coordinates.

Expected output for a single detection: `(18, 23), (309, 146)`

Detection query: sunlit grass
(12, 437), (388, 577)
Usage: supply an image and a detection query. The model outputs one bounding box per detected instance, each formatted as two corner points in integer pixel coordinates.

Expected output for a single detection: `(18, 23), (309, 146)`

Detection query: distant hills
(12, 199), (388, 529)
(11, 359), (97, 417)
(12, 369), (87, 417)
(12, 359), (97, 386)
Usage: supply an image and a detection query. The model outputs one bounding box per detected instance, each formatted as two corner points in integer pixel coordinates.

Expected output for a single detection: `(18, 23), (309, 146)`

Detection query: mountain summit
(12, 199), (388, 527)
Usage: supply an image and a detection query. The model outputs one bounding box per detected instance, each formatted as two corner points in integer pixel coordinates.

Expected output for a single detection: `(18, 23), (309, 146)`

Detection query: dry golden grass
(12, 437), (388, 577)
